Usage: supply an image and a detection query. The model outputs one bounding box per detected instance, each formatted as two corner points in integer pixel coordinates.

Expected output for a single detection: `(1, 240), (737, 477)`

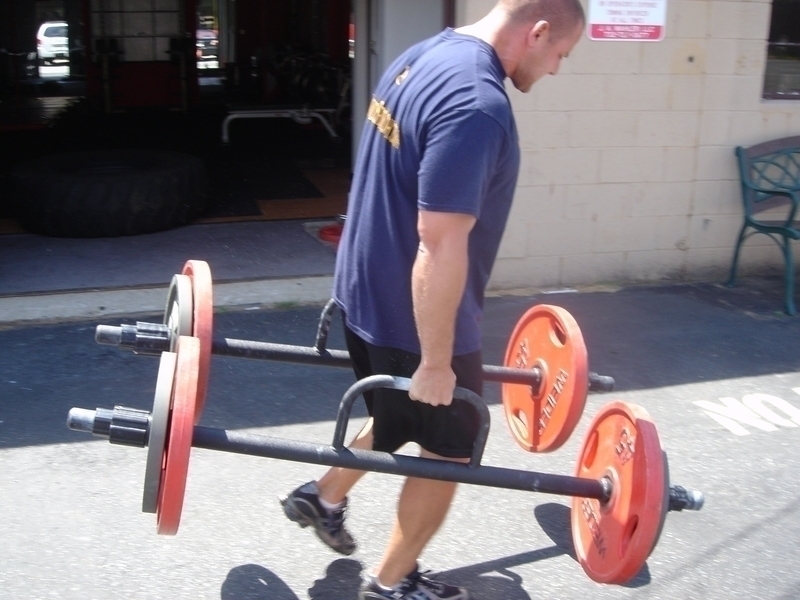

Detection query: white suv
(37, 21), (69, 65)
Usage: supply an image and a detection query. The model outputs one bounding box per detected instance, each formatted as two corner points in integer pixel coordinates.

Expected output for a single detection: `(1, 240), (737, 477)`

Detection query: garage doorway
(200, 0), (455, 223)
(35, 0), (70, 79)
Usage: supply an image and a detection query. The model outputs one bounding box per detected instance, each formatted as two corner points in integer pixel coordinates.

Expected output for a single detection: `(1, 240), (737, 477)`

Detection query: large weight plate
(142, 351), (177, 514)
(502, 305), (588, 452)
(163, 274), (193, 351)
(156, 336), (199, 536)
(182, 260), (213, 423)
(571, 401), (668, 584)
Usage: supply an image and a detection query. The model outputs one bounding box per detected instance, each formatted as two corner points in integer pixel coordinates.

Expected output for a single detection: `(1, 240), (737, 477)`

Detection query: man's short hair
(500, 0), (586, 39)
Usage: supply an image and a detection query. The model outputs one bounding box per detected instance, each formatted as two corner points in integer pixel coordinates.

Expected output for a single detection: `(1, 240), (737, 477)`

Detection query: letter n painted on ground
(693, 397), (779, 436)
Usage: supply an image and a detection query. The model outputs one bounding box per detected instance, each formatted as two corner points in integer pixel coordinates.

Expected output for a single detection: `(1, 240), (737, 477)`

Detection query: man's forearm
(411, 234), (469, 369)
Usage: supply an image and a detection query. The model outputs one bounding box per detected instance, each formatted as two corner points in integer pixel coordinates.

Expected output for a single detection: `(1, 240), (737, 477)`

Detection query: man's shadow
(220, 503), (650, 599)
(220, 563), (300, 600)
(221, 558), (532, 600)
(220, 559), (363, 600)
(440, 503), (651, 594)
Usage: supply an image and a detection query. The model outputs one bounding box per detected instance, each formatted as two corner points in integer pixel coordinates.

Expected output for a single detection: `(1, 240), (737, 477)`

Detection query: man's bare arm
(409, 209), (477, 406)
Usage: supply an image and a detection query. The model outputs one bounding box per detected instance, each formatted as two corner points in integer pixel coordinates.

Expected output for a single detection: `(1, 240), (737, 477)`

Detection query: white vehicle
(37, 21), (69, 65)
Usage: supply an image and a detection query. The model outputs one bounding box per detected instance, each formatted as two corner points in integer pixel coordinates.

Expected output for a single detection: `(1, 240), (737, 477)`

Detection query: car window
(44, 26), (67, 37)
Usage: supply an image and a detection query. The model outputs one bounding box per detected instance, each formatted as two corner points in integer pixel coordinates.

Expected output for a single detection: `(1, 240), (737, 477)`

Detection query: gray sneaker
(280, 481), (356, 555)
(359, 567), (469, 600)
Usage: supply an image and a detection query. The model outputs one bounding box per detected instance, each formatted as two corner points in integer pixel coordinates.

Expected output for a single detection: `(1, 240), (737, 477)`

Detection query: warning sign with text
(588, 0), (667, 41)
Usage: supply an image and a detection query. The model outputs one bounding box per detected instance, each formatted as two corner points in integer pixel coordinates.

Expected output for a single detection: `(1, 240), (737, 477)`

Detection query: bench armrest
(741, 181), (800, 197)
(741, 183), (800, 226)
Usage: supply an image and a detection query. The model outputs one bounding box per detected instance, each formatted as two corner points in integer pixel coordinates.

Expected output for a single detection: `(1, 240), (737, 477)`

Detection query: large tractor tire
(11, 149), (208, 238)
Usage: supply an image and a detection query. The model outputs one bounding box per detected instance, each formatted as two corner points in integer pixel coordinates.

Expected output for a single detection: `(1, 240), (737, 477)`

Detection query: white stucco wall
(457, 0), (800, 292)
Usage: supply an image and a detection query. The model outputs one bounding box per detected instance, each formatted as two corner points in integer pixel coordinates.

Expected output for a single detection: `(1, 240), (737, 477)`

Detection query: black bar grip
(332, 375), (491, 469)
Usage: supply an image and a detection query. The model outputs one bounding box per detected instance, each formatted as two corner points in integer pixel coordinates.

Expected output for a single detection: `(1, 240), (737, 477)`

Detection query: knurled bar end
(669, 485), (705, 511)
(67, 408), (96, 433)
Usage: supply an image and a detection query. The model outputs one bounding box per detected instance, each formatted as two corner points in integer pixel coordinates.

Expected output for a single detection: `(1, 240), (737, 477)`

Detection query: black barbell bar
(66, 408), (702, 512)
(66, 374), (703, 512)
(66, 404), (611, 499)
(95, 322), (615, 392)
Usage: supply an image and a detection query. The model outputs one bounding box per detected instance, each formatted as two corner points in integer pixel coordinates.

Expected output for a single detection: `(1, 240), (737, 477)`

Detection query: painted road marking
(694, 388), (800, 436)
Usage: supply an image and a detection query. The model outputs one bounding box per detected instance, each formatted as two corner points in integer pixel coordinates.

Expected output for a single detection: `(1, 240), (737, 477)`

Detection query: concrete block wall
(458, 0), (800, 292)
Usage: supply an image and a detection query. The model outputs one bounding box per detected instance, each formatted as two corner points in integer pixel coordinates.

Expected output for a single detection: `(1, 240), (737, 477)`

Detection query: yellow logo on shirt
(367, 97), (400, 149)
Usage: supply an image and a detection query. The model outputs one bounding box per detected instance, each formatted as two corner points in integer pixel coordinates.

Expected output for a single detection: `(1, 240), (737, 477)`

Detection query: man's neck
(456, 8), (521, 78)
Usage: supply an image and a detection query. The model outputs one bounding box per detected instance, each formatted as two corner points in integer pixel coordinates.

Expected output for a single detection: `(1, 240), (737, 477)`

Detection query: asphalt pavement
(2, 223), (800, 599)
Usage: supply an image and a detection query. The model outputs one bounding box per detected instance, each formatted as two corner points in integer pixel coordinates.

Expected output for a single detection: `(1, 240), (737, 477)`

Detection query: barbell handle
(313, 299), (338, 353)
(331, 375), (491, 469)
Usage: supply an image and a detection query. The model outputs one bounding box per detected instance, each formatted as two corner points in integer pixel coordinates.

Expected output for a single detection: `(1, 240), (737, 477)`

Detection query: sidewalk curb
(0, 275), (335, 327)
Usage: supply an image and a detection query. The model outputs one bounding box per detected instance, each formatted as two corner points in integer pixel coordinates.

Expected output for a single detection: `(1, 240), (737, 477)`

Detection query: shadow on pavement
(533, 502), (651, 589)
(217, 504), (662, 599)
(220, 559), (364, 600)
(223, 554), (537, 600)
(307, 559), (363, 599)
(221, 563), (299, 599)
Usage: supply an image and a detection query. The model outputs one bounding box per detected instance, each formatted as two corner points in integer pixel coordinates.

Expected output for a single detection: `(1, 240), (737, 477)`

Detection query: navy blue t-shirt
(334, 28), (520, 355)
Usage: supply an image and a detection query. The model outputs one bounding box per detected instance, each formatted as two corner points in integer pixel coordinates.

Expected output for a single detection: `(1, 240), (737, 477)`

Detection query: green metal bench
(727, 135), (800, 315)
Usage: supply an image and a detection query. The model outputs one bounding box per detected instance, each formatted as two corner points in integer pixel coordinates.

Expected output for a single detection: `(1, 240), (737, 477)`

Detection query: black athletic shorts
(343, 322), (483, 459)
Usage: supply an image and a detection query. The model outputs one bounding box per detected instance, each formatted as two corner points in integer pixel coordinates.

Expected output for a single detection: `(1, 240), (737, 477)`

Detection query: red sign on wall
(588, 0), (667, 41)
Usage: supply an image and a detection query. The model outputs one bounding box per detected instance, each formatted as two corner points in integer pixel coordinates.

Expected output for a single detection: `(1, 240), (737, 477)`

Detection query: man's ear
(529, 20), (550, 45)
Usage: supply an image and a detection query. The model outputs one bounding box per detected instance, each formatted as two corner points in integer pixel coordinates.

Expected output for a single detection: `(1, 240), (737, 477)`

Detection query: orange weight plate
(182, 260), (213, 423)
(502, 305), (588, 452)
(156, 336), (199, 536)
(571, 401), (668, 584)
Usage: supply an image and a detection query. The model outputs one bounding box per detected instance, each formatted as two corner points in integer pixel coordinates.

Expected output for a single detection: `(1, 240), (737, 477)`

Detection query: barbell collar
(95, 323), (170, 356)
(66, 406), (150, 448)
(594, 479), (704, 512)
(132, 322), (172, 356)
(668, 485), (705, 511)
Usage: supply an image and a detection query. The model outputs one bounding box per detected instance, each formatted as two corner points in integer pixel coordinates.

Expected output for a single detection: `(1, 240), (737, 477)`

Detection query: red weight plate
(182, 260), (213, 424)
(502, 305), (589, 452)
(156, 336), (200, 536)
(571, 401), (668, 584)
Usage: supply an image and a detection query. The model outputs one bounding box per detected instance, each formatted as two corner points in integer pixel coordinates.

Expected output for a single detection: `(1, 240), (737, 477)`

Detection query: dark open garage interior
(0, 0), (354, 237)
